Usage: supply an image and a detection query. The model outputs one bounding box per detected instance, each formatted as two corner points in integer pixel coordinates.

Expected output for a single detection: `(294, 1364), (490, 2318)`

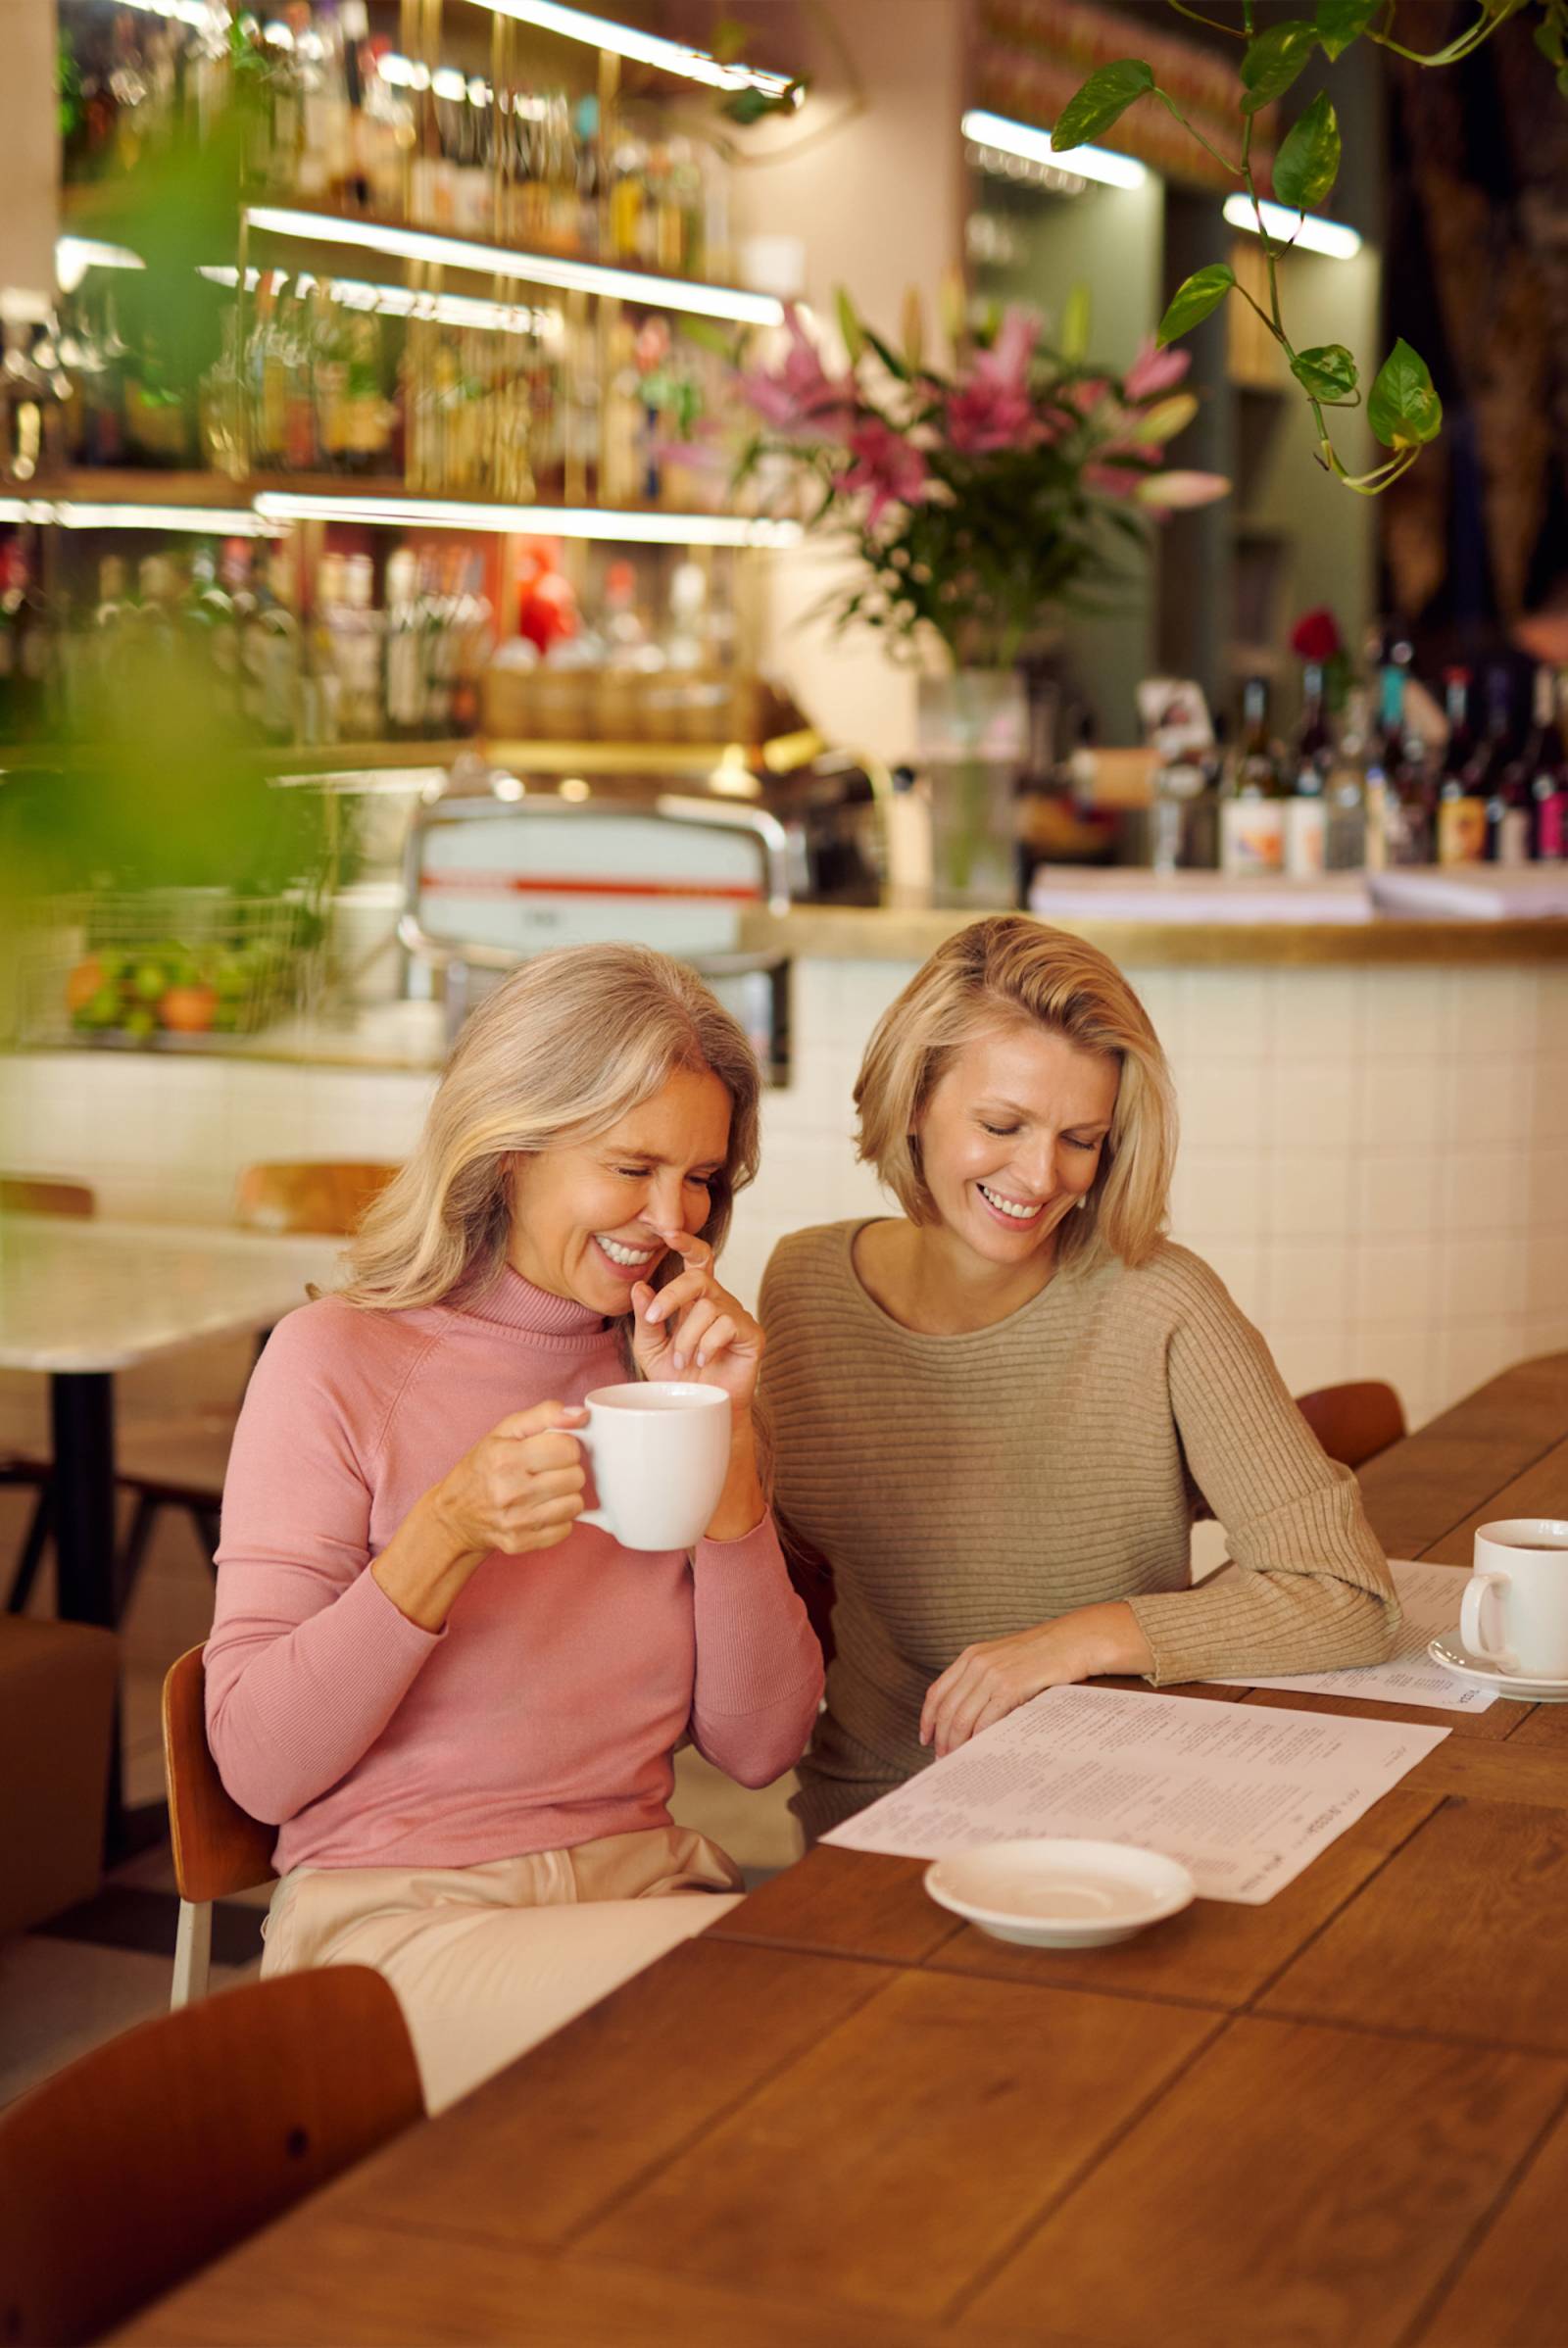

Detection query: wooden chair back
(163, 1644), (274, 1906)
(1295, 1380), (1407, 1472)
(234, 1159), (400, 1237)
(0, 1176), (96, 1219)
(0, 1968), (423, 2347)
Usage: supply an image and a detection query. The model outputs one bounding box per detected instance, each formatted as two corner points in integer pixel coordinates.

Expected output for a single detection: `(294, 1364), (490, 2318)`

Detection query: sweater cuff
(355, 1556), (450, 1653)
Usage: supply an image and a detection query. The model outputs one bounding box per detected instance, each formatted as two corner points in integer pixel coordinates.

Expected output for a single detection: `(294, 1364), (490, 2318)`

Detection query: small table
(112, 1354), (1568, 2347)
(0, 1216), (334, 1847)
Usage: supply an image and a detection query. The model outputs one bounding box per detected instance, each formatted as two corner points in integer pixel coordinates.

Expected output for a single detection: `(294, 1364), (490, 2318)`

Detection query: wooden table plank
(108, 2213), (1050, 2348)
(1415, 1432), (1568, 1567)
(706, 1846), (962, 1965)
(301, 1938), (889, 2253)
(1506, 1698), (1568, 1747)
(1258, 1798), (1568, 2053)
(1355, 1354), (1568, 1563)
(960, 2017), (1568, 2348)
(924, 1786), (1443, 2011)
(1409, 1736), (1568, 1806)
(1414, 2100), (1568, 2348)
(578, 1972), (1218, 2324)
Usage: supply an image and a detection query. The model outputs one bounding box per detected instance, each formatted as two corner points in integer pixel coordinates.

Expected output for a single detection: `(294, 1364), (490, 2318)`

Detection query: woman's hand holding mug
(431, 1400), (590, 1560)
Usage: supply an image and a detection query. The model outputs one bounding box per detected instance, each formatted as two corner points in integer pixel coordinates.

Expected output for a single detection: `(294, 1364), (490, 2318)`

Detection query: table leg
(49, 1370), (162, 1862)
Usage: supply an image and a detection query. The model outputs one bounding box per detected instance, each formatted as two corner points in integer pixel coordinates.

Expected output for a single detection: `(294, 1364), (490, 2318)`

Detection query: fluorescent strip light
(961, 109), (1148, 192)
(1222, 194), (1362, 260)
(465, 3), (797, 100)
(253, 491), (802, 548)
(200, 263), (555, 338)
(0, 499), (56, 525)
(244, 207), (783, 325)
(54, 504), (284, 536)
(56, 238), (145, 292)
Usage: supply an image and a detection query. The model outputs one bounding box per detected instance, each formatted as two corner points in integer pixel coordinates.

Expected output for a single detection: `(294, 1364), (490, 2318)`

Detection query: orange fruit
(158, 984), (219, 1034)
(66, 958), (105, 1013)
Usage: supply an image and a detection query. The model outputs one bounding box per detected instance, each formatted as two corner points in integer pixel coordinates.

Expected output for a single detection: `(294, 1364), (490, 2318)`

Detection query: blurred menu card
(821, 1684), (1446, 1904)
(1208, 1559), (1496, 1712)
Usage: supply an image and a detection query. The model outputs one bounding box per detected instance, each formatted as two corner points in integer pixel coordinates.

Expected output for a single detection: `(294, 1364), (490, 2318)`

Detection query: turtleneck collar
(454, 1264), (611, 1340)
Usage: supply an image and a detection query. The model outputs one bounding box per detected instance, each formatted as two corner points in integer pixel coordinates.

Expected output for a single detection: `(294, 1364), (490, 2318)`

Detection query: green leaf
(1368, 338), (1444, 449)
(1156, 263), (1235, 347)
(1292, 343), (1358, 401)
(1240, 21), (1320, 114)
(1061, 282), (1092, 362)
(835, 287), (866, 366)
(1315, 0), (1379, 62)
(1051, 60), (1154, 150)
(1535, 15), (1565, 65)
(1274, 92), (1341, 211)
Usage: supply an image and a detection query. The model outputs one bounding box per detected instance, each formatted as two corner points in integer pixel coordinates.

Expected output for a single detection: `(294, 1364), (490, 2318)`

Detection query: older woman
(760, 914), (1397, 1843)
(207, 943), (821, 2110)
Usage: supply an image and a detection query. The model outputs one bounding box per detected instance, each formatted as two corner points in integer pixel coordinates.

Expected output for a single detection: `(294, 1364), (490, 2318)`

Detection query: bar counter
(3, 894), (1565, 1432)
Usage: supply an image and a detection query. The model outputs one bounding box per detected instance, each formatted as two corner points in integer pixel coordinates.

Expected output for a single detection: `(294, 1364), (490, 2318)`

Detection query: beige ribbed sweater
(760, 1220), (1399, 1840)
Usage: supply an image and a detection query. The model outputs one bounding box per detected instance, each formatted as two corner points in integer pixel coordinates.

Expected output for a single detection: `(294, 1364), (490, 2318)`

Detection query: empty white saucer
(1428, 1636), (1568, 1703)
(923, 1837), (1196, 1948)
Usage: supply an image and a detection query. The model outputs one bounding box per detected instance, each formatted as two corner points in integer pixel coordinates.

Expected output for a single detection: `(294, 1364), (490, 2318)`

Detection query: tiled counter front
(2, 955), (1564, 1428)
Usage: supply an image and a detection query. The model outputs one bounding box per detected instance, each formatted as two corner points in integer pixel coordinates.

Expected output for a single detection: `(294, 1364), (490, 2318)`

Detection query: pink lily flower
(737, 305), (856, 443)
(947, 305), (1054, 454)
(834, 418), (928, 526)
(1135, 469), (1231, 514)
(1124, 337), (1193, 402)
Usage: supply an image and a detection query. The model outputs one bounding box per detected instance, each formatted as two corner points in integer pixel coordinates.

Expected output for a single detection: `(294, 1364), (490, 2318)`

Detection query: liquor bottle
(311, 285), (349, 474)
(303, 549), (344, 745)
(1535, 675), (1568, 862)
(342, 312), (389, 474)
(249, 278), (288, 472)
(1483, 668), (1532, 866)
(282, 291), (318, 473)
(1284, 663), (1332, 878)
(182, 540), (240, 716)
(450, 555), (492, 737)
(1436, 667), (1487, 865)
(337, 553), (383, 738)
(1323, 684), (1369, 871)
(416, 554), (454, 737)
(383, 548), (425, 738)
(0, 535), (54, 734)
(1219, 678), (1287, 876)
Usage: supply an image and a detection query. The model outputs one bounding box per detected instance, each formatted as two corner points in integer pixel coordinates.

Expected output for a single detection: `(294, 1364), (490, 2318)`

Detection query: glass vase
(915, 667), (1028, 909)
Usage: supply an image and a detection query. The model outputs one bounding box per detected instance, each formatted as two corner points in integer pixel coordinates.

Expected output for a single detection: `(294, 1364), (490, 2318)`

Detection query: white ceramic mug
(1460, 1519), (1568, 1678)
(577, 1381), (732, 1552)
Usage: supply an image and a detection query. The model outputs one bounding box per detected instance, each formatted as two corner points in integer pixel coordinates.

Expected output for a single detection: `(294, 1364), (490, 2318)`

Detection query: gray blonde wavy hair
(853, 914), (1178, 1275)
(337, 943), (762, 1313)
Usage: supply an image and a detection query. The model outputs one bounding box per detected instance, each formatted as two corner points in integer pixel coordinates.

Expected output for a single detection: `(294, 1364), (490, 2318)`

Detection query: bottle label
(1540, 793), (1567, 862)
(1220, 799), (1285, 876)
(1285, 797), (1327, 878)
(1438, 796), (1487, 865)
(1496, 809), (1531, 868)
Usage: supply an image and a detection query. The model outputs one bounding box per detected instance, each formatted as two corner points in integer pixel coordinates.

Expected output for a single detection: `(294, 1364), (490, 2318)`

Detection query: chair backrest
(233, 1160), (400, 1237)
(0, 1968), (423, 2346)
(1295, 1380), (1408, 1473)
(163, 1645), (275, 1903)
(0, 1175), (96, 1219)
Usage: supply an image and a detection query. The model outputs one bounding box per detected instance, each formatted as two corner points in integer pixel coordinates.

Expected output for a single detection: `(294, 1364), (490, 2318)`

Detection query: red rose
(1291, 607), (1342, 662)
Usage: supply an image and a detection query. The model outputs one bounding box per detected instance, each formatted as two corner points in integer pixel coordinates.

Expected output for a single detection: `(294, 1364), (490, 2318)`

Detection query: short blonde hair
(854, 914), (1176, 1272)
(339, 943), (761, 1312)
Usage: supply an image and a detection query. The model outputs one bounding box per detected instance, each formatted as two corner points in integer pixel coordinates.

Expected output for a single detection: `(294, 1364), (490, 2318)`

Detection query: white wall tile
(1362, 968), (1454, 1060)
(1177, 1063), (1269, 1153)
(1351, 1238), (1437, 1328)
(1269, 1149), (1356, 1241)
(1181, 970), (1274, 1061)
(1441, 1235), (1528, 1323)
(1267, 1241), (1351, 1327)
(1356, 1056), (1442, 1153)
(1275, 969), (1364, 1065)
(1268, 1061), (1357, 1152)
(1168, 1149), (1267, 1244)
(1439, 1148), (1529, 1236)
(1200, 1240), (1265, 1321)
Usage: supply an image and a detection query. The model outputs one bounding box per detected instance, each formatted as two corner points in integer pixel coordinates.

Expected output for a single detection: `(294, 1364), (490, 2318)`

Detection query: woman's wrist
(1079, 1598), (1155, 1679)
(703, 1406), (766, 1542)
(372, 1482), (483, 1633)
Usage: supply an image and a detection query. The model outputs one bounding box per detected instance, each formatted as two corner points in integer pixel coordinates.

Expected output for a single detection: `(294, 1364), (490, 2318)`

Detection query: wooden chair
(2, 1178), (98, 1615)
(0, 1967), (423, 2347)
(163, 1642), (276, 2006)
(115, 1160), (401, 1593)
(1294, 1380), (1407, 1472)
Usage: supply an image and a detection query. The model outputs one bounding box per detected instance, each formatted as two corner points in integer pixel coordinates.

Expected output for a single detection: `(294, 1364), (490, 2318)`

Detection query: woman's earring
(1075, 1195), (1089, 1211)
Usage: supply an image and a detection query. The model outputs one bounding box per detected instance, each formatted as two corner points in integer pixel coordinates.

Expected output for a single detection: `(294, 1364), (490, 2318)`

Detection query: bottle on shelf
(336, 552), (384, 739)
(1284, 661), (1332, 878)
(383, 547), (425, 739)
(1513, 664), (1567, 865)
(1219, 677), (1287, 876)
(1323, 684), (1369, 871)
(1436, 666), (1487, 866)
(0, 534), (55, 734)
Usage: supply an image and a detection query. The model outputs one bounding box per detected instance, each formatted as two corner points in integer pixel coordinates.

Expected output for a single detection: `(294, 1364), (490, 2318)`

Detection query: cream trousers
(260, 1825), (745, 2113)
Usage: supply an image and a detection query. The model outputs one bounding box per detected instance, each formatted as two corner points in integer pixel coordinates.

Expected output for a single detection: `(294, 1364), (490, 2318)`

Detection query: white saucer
(923, 1838), (1196, 1948)
(1428, 1636), (1568, 1703)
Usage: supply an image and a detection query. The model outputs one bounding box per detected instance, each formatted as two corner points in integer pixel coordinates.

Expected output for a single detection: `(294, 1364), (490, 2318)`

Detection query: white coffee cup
(1460, 1519), (1568, 1678)
(577, 1381), (732, 1553)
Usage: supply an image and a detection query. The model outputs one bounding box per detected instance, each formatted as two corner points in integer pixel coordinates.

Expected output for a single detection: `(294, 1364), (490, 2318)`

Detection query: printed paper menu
(821, 1683), (1447, 1904)
(1209, 1558), (1496, 1712)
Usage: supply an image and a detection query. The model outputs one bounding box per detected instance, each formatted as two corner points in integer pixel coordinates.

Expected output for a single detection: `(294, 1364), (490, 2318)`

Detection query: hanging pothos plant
(1052, 0), (1568, 495)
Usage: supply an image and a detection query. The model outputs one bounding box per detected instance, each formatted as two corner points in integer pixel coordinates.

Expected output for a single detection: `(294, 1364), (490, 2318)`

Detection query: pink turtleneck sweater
(205, 1268), (823, 1875)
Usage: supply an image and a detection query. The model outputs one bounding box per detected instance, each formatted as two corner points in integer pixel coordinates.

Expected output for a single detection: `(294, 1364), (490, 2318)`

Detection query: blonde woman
(207, 944), (821, 2111)
(760, 914), (1397, 1841)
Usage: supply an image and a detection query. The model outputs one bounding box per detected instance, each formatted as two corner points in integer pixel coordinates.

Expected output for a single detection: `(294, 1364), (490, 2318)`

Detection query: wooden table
(115, 1355), (1568, 2348)
(0, 1216), (332, 1850)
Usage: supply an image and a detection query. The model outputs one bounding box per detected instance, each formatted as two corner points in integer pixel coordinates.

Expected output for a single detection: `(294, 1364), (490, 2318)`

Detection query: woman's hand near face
(631, 1228), (764, 1413)
(919, 1601), (1154, 1759)
(373, 1399), (589, 1633)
